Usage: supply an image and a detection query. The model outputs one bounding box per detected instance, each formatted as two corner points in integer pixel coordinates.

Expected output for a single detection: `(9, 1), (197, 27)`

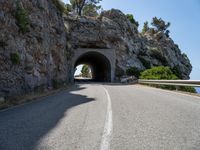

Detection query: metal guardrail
(138, 80), (200, 87)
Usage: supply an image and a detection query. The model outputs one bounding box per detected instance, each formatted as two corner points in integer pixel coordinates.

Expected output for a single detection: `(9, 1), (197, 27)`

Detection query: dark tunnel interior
(74, 52), (111, 82)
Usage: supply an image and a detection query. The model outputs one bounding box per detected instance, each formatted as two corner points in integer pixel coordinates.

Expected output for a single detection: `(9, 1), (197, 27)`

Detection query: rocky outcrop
(0, 0), (69, 97)
(0, 2), (192, 98)
(64, 9), (192, 79)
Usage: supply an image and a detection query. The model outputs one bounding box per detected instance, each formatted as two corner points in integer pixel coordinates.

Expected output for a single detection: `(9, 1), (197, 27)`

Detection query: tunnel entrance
(74, 64), (92, 81)
(74, 52), (111, 82)
(72, 48), (116, 83)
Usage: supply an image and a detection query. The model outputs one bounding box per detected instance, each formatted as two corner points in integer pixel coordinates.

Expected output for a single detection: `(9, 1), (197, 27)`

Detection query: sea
(195, 88), (200, 94)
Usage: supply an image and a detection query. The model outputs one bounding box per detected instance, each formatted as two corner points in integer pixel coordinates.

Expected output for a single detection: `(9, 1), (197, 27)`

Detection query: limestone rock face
(0, 0), (69, 97)
(0, 3), (192, 98)
(64, 9), (192, 79)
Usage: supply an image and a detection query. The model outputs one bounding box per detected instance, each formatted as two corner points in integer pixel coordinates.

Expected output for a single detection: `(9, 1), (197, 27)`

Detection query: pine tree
(151, 17), (170, 32)
(69, 0), (101, 16)
(81, 65), (90, 77)
(142, 21), (149, 34)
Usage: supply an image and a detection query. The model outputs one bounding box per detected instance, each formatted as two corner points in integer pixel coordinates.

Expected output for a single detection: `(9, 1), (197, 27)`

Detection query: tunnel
(74, 51), (112, 82)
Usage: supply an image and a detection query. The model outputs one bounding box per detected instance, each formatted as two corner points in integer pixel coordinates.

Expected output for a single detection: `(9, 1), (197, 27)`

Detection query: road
(0, 84), (200, 150)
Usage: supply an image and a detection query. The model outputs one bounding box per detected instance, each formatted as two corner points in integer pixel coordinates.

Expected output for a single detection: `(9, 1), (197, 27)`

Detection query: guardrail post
(175, 86), (179, 91)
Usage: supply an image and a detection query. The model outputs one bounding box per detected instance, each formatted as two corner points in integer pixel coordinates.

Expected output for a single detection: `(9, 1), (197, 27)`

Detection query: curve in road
(0, 84), (200, 150)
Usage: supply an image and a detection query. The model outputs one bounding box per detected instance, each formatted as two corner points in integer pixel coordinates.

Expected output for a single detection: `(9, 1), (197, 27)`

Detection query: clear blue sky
(63, 0), (200, 80)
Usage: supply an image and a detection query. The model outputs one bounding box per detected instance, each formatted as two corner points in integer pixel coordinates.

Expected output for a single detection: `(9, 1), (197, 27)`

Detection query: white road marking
(100, 87), (113, 150)
(138, 84), (200, 100)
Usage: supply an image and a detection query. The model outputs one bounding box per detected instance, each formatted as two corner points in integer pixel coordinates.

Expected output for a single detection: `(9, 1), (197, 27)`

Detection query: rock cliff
(0, 1), (192, 98)
(64, 9), (192, 79)
(0, 0), (69, 97)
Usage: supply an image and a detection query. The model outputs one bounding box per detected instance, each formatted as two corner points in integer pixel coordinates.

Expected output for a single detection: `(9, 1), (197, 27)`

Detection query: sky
(63, 0), (200, 80)
(75, 65), (83, 76)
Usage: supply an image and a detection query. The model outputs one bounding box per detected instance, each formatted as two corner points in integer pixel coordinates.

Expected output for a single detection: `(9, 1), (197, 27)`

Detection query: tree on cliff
(68, 0), (101, 16)
(151, 17), (170, 37)
(126, 14), (139, 27)
(82, 3), (101, 17)
(142, 21), (149, 34)
(52, 0), (68, 14)
(81, 65), (91, 77)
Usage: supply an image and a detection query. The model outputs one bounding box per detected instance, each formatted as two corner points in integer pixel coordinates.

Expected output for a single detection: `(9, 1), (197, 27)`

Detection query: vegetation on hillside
(51, 0), (68, 14)
(172, 65), (183, 79)
(126, 14), (139, 28)
(82, 3), (101, 17)
(81, 65), (91, 78)
(151, 17), (170, 32)
(16, 0), (30, 33)
(142, 17), (170, 37)
(126, 67), (141, 78)
(10, 52), (20, 65)
(140, 66), (196, 93)
(66, 0), (102, 16)
(140, 66), (178, 80)
(142, 21), (149, 34)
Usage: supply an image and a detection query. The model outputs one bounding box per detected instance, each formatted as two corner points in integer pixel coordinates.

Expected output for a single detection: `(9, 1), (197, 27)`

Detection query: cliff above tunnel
(64, 9), (192, 80)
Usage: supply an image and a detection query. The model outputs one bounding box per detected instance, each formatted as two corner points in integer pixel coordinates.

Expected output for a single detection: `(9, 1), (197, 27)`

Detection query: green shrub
(81, 65), (91, 78)
(140, 66), (197, 93)
(140, 66), (178, 80)
(83, 4), (101, 17)
(142, 21), (149, 34)
(151, 17), (170, 32)
(126, 14), (139, 27)
(179, 86), (196, 93)
(10, 52), (20, 64)
(16, 0), (29, 33)
(171, 65), (183, 79)
(51, 0), (66, 13)
(140, 66), (178, 90)
(126, 67), (141, 78)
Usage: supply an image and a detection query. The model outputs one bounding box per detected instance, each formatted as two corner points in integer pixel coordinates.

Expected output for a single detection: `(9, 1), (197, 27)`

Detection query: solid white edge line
(137, 84), (200, 100)
(100, 87), (113, 150)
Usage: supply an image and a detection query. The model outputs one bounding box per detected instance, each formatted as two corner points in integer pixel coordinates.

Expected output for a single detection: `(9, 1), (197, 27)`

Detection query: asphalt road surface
(0, 84), (200, 150)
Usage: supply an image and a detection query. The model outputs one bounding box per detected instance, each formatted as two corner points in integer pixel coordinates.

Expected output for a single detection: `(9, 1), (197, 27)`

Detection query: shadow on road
(0, 85), (95, 150)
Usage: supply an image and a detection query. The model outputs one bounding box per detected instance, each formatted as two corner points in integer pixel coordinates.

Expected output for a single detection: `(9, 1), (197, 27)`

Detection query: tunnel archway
(74, 51), (112, 82)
